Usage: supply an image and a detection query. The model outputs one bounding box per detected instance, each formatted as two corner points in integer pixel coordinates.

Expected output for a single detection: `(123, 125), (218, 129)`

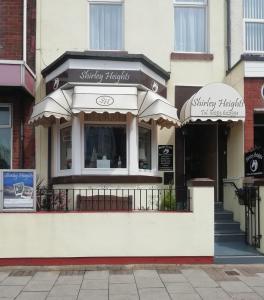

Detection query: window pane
(0, 128), (11, 169)
(174, 0), (205, 3)
(60, 127), (72, 170)
(246, 22), (264, 51)
(175, 7), (206, 52)
(139, 127), (151, 170)
(85, 125), (126, 168)
(0, 106), (10, 126)
(244, 0), (264, 19)
(90, 4), (122, 50)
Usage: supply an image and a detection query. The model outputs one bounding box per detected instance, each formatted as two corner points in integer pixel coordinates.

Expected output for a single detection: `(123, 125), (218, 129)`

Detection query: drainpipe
(23, 0), (27, 62)
(48, 127), (52, 187)
(226, 0), (231, 71)
(20, 101), (25, 169)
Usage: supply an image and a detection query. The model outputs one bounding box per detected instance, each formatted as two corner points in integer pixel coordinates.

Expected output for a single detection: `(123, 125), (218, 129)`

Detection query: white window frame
(173, 0), (208, 54)
(0, 104), (12, 169)
(82, 121), (129, 175)
(138, 122), (152, 172)
(243, 2), (264, 53)
(88, 0), (124, 51)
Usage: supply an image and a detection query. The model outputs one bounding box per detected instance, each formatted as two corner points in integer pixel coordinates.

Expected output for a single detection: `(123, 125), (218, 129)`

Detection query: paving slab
(170, 293), (201, 300)
(49, 284), (80, 297)
(84, 271), (109, 280)
(0, 285), (24, 298)
(134, 270), (159, 278)
(81, 279), (108, 290)
(15, 291), (48, 300)
(0, 276), (32, 286)
(135, 277), (164, 288)
(23, 280), (54, 292)
(182, 269), (218, 287)
(220, 281), (253, 293)
(238, 276), (264, 287)
(56, 275), (83, 285)
(165, 282), (195, 294)
(109, 283), (138, 295)
(0, 272), (10, 283)
(33, 271), (59, 281)
(138, 287), (170, 300)
(77, 289), (108, 300)
(47, 296), (77, 300)
(109, 274), (135, 284)
(230, 293), (263, 300)
(252, 286), (264, 297)
(196, 287), (231, 300)
(159, 273), (187, 283)
(109, 294), (139, 300)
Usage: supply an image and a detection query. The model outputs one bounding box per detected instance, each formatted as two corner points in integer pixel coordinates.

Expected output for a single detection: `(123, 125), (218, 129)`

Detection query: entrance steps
(214, 203), (264, 264)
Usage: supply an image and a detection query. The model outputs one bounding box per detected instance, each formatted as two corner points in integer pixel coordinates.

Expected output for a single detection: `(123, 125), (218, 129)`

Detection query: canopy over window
(180, 83), (245, 124)
(30, 86), (180, 128)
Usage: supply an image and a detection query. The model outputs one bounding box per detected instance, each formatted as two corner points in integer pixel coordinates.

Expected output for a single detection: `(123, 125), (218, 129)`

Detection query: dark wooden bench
(76, 195), (133, 211)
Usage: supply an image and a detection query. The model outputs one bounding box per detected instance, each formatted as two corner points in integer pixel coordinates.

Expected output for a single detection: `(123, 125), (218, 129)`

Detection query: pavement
(1, 265), (264, 299)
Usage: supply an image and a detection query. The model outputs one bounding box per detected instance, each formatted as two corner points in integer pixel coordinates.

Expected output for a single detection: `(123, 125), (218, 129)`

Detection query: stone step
(215, 222), (241, 232)
(214, 211), (233, 221)
(214, 255), (264, 264)
(215, 232), (245, 242)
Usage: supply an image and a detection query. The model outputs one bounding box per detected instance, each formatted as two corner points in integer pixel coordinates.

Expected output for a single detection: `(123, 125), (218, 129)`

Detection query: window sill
(52, 175), (162, 184)
(171, 52), (214, 61)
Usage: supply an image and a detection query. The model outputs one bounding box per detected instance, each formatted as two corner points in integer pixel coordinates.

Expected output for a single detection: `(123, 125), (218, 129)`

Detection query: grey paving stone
(33, 271), (59, 282)
(134, 270), (159, 278)
(15, 291), (48, 300)
(0, 276), (32, 286)
(136, 277), (164, 288)
(182, 269), (218, 288)
(81, 279), (108, 290)
(230, 293), (263, 300)
(170, 293), (201, 300)
(84, 271), (109, 280)
(252, 286), (264, 297)
(0, 272), (10, 283)
(165, 282), (195, 294)
(110, 274), (135, 284)
(109, 283), (138, 295)
(196, 287), (231, 300)
(220, 281), (253, 293)
(138, 287), (170, 300)
(49, 284), (80, 297)
(78, 289), (108, 300)
(56, 275), (83, 285)
(159, 273), (187, 283)
(47, 297), (77, 300)
(0, 285), (24, 298)
(239, 276), (264, 287)
(23, 280), (54, 291)
(109, 295), (139, 300)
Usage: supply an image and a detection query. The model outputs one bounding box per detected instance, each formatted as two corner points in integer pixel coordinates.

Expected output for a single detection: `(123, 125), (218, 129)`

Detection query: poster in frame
(0, 170), (36, 212)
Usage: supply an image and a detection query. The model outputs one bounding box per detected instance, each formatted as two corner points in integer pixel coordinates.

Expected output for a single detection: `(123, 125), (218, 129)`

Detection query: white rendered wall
(0, 186), (214, 258)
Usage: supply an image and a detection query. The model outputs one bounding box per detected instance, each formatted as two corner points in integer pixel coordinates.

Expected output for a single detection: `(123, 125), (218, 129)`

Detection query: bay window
(60, 126), (72, 170)
(244, 0), (264, 52)
(174, 0), (207, 53)
(90, 2), (123, 50)
(0, 105), (12, 169)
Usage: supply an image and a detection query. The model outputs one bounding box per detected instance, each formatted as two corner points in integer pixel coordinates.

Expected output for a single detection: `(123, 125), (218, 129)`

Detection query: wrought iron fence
(36, 187), (190, 212)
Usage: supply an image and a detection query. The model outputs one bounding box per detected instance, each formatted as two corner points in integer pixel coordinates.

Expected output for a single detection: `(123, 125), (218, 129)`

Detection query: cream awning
(29, 89), (72, 126)
(30, 86), (180, 128)
(180, 83), (245, 124)
(72, 86), (138, 115)
(138, 90), (181, 128)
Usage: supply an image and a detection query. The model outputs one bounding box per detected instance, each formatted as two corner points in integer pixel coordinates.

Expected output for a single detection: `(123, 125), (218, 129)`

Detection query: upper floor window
(0, 104), (12, 169)
(244, 0), (264, 52)
(174, 0), (207, 53)
(90, 2), (123, 50)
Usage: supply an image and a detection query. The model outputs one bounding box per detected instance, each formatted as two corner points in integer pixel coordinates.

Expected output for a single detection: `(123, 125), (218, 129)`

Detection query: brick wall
(244, 78), (264, 152)
(26, 0), (36, 71)
(0, 89), (35, 169)
(0, 0), (23, 60)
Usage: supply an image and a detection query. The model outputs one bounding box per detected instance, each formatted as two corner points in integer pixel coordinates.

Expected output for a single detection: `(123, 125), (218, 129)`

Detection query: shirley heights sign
(245, 149), (264, 177)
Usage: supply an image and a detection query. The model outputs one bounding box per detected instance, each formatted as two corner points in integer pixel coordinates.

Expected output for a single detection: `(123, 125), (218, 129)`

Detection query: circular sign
(261, 84), (264, 100)
(96, 96), (114, 106)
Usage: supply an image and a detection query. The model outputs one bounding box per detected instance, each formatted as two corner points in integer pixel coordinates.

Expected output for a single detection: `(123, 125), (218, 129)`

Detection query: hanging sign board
(1, 170), (36, 211)
(245, 149), (264, 177)
(158, 145), (173, 171)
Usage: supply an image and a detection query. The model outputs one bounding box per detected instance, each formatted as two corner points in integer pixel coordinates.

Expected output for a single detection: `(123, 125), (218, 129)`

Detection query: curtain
(90, 4), (122, 50)
(174, 7), (206, 52)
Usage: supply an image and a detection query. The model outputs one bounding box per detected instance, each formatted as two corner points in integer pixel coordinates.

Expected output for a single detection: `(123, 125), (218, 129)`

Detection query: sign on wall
(1, 170), (36, 211)
(158, 145), (173, 171)
(245, 149), (264, 177)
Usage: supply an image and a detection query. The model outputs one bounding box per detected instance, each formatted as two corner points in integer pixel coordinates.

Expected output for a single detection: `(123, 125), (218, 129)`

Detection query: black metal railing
(36, 187), (190, 212)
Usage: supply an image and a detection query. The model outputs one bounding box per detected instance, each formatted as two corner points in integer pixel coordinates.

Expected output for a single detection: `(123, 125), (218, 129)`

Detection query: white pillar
(151, 120), (158, 173)
(128, 114), (138, 175)
(71, 115), (82, 175)
(52, 121), (59, 177)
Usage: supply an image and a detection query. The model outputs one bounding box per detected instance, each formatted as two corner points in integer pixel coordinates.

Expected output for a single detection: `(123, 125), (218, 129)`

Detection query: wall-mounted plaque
(158, 145), (173, 171)
(245, 149), (264, 177)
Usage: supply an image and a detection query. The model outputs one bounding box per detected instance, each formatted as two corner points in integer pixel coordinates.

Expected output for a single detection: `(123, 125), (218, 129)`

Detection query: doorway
(183, 122), (228, 202)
